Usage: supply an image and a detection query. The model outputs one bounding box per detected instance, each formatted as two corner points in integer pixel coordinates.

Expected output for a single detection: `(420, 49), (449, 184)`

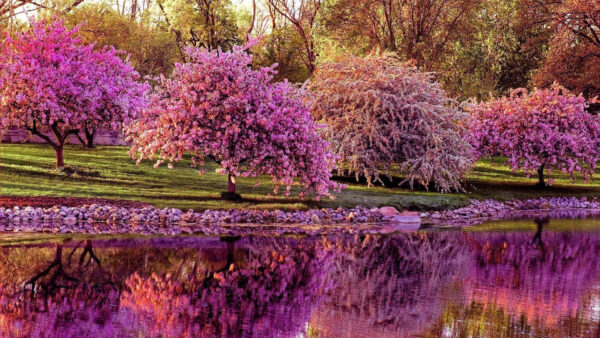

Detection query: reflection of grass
(467, 218), (600, 232)
(2, 144), (600, 211)
(0, 233), (153, 246)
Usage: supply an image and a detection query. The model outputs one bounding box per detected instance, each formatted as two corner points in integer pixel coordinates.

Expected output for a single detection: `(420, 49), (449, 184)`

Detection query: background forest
(1, 0), (596, 104)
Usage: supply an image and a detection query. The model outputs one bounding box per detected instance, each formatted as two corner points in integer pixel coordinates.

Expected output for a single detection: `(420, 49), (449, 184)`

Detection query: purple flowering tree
(469, 85), (600, 186)
(0, 19), (148, 166)
(77, 47), (149, 148)
(126, 46), (340, 200)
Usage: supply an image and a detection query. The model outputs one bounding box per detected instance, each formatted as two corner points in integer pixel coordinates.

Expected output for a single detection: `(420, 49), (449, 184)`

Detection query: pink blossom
(468, 85), (600, 184)
(126, 46), (341, 198)
(0, 19), (148, 166)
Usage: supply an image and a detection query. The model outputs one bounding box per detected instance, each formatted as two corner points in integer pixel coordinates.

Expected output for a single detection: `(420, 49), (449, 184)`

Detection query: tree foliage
(126, 45), (339, 198)
(439, 0), (549, 100)
(0, 19), (148, 167)
(266, 0), (321, 74)
(319, 0), (476, 71)
(157, 0), (240, 55)
(309, 54), (475, 192)
(525, 0), (600, 99)
(251, 25), (310, 84)
(62, 3), (179, 78)
(469, 85), (600, 186)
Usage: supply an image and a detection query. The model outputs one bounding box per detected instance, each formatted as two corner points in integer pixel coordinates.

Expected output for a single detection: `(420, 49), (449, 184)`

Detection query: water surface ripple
(1, 218), (599, 337)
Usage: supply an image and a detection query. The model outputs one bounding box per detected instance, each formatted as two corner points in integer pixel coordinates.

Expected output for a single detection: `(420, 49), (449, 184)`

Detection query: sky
(233, 0), (253, 9)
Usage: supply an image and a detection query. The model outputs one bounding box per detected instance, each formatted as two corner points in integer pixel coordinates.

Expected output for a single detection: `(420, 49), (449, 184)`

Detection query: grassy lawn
(1, 144), (600, 211)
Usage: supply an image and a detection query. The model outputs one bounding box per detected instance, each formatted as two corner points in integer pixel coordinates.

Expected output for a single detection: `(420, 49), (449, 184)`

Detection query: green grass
(466, 157), (600, 201)
(1, 144), (600, 211)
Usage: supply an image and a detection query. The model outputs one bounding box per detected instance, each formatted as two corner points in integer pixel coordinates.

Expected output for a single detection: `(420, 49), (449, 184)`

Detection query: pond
(1, 218), (600, 337)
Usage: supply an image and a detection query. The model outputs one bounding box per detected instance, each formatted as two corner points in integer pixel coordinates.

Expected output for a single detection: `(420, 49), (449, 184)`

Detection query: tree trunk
(76, 133), (86, 147)
(221, 173), (241, 201)
(85, 129), (95, 148)
(131, 0), (137, 20)
(228, 173), (236, 193)
(536, 164), (545, 187)
(55, 146), (64, 168)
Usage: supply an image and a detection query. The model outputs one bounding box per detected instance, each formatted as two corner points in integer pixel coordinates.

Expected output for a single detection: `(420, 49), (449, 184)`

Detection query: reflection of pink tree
(0, 240), (125, 336)
(119, 237), (335, 336)
(0, 239), (205, 336)
(463, 230), (600, 329)
(24, 244), (78, 305)
(2, 231), (600, 337)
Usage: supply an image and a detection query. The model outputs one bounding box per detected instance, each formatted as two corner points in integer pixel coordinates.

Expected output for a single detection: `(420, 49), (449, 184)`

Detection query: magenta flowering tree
(469, 85), (600, 186)
(77, 47), (149, 148)
(126, 46), (340, 200)
(0, 19), (148, 166)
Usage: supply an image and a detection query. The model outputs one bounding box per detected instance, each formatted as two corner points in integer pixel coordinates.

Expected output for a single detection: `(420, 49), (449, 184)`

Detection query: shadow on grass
(465, 178), (600, 201)
(144, 193), (307, 205)
(331, 174), (446, 192)
(471, 166), (530, 179)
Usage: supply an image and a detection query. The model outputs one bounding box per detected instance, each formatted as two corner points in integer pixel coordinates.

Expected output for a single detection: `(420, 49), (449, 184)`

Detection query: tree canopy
(309, 54), (475, 192)
(0, 19), (148, 166)
(469, 85), (600, 186)
(126, 45), (340, 198)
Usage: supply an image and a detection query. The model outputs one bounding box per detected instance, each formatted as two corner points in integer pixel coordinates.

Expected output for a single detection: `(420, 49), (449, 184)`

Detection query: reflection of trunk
(24, 244), (78, 301)
(218, 236), (239, 272)
(531, 217), (549, 250)
(79, 240), (101, 269)
(198, 237), (241, 274)
(224, 241), (235, 271)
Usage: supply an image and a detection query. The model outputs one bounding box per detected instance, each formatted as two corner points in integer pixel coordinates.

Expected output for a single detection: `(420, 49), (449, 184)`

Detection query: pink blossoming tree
(469, 85), (600, 186)
(76, 47), (150, 148)
(309, 54), (475, 192)
(0, 19), (148, 166)
(126, 46), (340, 200)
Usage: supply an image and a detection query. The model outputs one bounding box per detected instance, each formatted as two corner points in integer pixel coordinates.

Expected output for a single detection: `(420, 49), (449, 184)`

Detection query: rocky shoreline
(422, 196), (600, 226)
(0, 196), (599, 236)
(0, 205), (418, 236)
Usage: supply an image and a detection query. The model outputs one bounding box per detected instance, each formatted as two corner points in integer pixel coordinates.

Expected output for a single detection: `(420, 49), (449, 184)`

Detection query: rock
(379, 206), (400, 217)
(400, 210), (420, 217)
(391, 211), (421, 224)
(346, 212), (355, 221)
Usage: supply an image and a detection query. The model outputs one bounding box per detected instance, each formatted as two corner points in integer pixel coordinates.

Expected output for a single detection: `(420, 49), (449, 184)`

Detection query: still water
(1, 218), (600, 337)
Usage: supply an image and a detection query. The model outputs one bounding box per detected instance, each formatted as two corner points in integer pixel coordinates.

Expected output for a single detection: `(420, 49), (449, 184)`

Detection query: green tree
(440, 0), (548, 100)
(156, 0), (241, 55)
(60, 3), (179, 77)
(319, 0), (477, 71)
(252, 26), (310, 83)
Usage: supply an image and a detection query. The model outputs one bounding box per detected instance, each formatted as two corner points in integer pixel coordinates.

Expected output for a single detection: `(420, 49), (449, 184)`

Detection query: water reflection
(0, 221), (599, 337)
